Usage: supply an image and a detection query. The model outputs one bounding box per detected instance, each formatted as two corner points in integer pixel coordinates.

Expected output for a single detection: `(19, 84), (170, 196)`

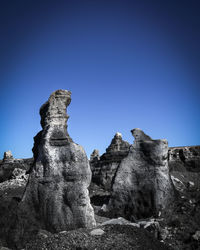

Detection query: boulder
(9, 90), (96, 248)
(108, 128), (175, 220)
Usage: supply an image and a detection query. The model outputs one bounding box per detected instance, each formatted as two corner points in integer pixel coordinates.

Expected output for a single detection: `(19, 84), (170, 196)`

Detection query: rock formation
(3, 151), (14, 162)
(169, 146), (200, 172)
(90, 149), (100, 163)
(0, 152), (32, 183)
(108, 128), (175, 220)
(90, 132), (130, 190)
(10, 90), (95, 248)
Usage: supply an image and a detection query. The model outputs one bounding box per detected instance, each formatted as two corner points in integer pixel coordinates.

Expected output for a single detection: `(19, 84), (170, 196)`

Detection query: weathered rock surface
(9, 90), (95, 248)
(0, 153), (32, 183)
(90, 133), (130, 190)
(108, 128), (175, 220)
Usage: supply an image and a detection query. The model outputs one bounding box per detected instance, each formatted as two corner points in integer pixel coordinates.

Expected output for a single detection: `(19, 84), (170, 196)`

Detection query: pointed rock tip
(115, 132), (122, 138)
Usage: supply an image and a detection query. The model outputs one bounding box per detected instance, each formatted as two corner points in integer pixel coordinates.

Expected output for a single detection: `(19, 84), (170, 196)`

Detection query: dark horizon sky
(0, 0), (200, 159)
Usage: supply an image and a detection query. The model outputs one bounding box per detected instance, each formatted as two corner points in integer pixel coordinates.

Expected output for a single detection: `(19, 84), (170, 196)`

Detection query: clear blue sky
(0, 0), (200, 159)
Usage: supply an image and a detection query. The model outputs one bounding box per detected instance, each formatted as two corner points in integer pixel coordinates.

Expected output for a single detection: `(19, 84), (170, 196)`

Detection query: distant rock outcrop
(90, 149), (100, 172)
(10, 90), (95, 248)
(3, 151), (14, 162)
(0, 151), (32, 183)
(90, 132), (130, 190)
(108, 128), (175, 220)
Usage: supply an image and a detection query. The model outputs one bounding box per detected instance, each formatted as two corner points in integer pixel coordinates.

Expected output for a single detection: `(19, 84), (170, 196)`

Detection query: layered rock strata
(90, 132), (130, 190)
(108, 128), (175, 220)
(10, 90), (95, 248)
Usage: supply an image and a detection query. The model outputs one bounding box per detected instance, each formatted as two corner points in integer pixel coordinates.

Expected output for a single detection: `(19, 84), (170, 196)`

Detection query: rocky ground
(25, 224), (170, 250)
(0, 173), (199, 250)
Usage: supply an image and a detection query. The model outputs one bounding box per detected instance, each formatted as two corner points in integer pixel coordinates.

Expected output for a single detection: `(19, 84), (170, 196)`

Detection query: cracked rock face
(10, 90), (96, 248)
(108, 128), (175, 220)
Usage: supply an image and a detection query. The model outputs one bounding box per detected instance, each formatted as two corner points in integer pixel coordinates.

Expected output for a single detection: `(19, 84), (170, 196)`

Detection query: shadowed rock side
(90, 133), (130, 190)
(9, 90), (96, 248)
(108, 128), (175, 220)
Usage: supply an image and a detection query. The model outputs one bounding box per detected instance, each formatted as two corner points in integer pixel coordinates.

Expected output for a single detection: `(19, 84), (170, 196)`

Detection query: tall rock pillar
(11, 90), (96, 247)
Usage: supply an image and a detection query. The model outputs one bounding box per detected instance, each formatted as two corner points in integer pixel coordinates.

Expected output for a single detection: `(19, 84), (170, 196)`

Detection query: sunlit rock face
(11, 90), (95, 248)
(108, 128), (175, 220)
(90, 133), (130, 190)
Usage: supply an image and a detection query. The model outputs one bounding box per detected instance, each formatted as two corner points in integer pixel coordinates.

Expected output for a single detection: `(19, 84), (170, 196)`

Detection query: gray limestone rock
(108, 128), (175, 220)
(91, 133), (130, 190)
(10, 90), (96, 248)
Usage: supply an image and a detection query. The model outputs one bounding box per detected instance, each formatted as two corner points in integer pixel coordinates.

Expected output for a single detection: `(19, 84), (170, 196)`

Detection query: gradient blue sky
(0, 0), (200, 159)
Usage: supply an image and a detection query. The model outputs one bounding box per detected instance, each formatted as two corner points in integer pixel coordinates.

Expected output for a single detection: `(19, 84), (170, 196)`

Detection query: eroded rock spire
(11, 90), (96, 248)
